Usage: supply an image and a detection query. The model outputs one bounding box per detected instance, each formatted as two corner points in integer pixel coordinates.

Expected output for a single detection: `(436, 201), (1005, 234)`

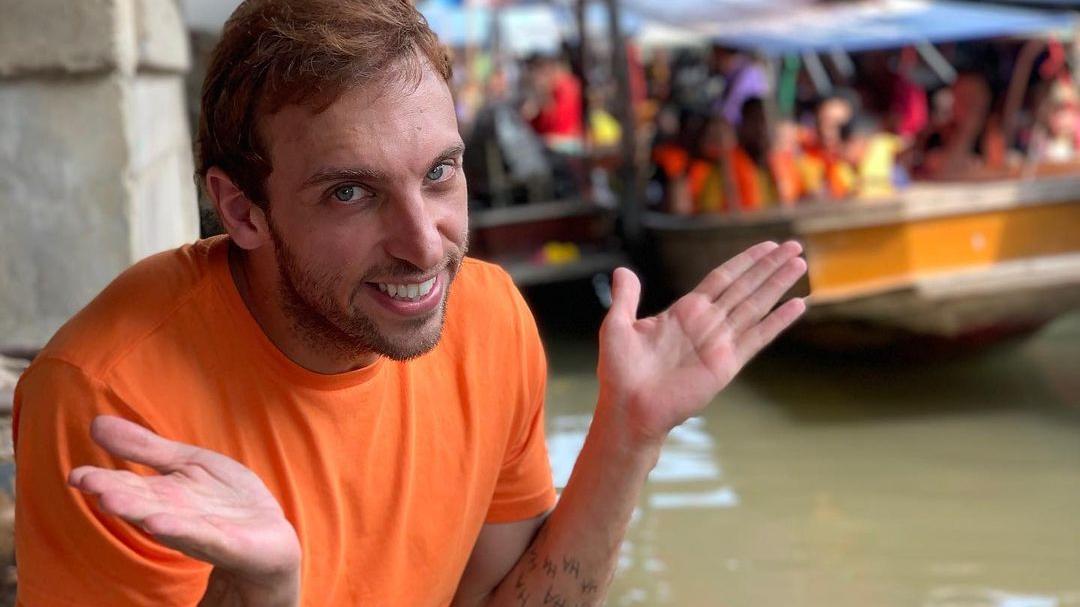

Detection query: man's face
(259, 61), (468, 361)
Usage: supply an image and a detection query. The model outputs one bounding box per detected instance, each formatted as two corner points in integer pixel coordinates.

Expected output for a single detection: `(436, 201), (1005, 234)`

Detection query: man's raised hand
(597, 241), (807, 447)
(68, 415), (301, 607)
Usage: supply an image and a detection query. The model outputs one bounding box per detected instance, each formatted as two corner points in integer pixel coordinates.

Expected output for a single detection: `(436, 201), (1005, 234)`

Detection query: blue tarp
(630, 0), (1075, 55)
(417, 0), (640, 54)
(418, 0), (1073, 55)
(992, 0), (1080, 7)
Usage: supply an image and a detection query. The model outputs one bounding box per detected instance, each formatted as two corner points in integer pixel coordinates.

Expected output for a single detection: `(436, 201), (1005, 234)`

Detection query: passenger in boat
(855, 48), (928, 145)
(1028, 78), (1080, 165)
(842, 118), (904, 200)
(690, 115), (730, 213)
(709, 44), (769, 127)
(918, 71), (994, 179)
(522, 52), (587, 198)
(800, 93), (858, 199)
(522, 53), (586, 154)
(725, 97), (780, 212)
(657, 103), (779, 216)
(650, 109), (705, 215)
(770, 120), (805, 207)
(14, 6), (809, 606)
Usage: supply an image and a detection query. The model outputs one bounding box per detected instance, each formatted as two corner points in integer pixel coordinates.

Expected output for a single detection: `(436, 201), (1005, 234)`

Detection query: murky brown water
(3, 305), (1076, 606)
(543, 312), (1080, 607)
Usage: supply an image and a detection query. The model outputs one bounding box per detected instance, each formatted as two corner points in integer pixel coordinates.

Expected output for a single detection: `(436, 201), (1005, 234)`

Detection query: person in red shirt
(522, 54), (585, 151)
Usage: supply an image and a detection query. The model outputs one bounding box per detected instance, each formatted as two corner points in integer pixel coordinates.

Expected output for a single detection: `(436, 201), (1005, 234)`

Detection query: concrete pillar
(0, 0), (199, 348)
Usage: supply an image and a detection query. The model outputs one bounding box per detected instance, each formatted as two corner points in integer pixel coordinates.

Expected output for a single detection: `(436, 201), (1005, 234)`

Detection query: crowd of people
(442, 35), (1080, 217)
(644, 41), (1080, 216)
(451, 43), (643, 208)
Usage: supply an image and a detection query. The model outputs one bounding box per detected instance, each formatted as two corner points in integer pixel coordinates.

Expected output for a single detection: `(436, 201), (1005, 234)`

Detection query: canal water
(539, 303), (1080, 607)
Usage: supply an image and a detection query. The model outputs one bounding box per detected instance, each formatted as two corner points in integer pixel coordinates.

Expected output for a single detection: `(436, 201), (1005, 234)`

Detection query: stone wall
(0, 0), (199, 348)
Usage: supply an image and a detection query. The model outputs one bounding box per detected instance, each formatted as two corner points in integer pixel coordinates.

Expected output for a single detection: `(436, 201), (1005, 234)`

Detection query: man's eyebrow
(301, 143), (466, 189)
(303, 166), (385, 189)
(435, 143), (466, 162)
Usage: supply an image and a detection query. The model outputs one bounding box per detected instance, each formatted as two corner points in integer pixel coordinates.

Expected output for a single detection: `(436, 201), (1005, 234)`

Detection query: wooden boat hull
(644, 174), (1080, 339)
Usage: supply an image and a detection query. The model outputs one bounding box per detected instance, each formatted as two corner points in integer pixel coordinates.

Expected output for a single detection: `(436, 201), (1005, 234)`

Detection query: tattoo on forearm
(543, 586), (565, 606)
(515, 569), (530, 606)
(508, 529), (601, 607)
(561, 557), (580, 579)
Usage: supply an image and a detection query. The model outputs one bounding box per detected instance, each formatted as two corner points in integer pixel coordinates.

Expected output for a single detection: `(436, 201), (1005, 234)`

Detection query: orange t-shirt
(13, 236), (556, 606)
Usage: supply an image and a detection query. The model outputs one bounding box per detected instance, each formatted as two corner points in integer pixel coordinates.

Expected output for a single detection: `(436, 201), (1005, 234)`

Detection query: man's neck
(226, 243), (379, 375)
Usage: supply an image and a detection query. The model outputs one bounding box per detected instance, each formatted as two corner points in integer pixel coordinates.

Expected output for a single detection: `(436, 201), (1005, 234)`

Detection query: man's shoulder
(37, 237), (225, 380)
(458, 256), (516, 288)
(450, 257), (524, 317)
(443, 257), (539, 346)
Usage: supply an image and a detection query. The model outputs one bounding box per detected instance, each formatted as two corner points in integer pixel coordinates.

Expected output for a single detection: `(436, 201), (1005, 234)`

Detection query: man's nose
(382, 189), (444, 271)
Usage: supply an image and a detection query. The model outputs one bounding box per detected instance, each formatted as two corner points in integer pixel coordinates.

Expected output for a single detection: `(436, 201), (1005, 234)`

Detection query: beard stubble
(267, 220), (466, 362)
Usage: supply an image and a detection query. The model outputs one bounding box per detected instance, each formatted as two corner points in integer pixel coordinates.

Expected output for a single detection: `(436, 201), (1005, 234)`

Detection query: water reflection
(548, 416), (727, 487)
(925, 586), (1075, 607)
(542, 312), (1080, 606)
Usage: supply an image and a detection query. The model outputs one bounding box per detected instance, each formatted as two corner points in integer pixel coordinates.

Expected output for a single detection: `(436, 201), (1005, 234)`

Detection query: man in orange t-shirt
(14, 2), (808, 606)
(15, 238), (553, 606)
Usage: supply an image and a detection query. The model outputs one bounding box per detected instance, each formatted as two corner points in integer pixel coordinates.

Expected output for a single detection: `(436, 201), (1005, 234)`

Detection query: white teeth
(418, 277), (435, 297)
(376, 277), (437, 301)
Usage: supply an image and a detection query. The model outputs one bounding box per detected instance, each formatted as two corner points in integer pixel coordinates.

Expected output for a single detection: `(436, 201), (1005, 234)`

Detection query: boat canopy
(417, 0), (815, 53)
(417, 0), (644, 54)
(990, 0), (1080, 7)
(626, 0), (1076, 55)
(417, 0), (560, 54)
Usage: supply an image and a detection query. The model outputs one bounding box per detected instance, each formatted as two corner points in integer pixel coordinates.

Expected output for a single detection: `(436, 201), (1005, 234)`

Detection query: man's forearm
(486, 400), (661, 606)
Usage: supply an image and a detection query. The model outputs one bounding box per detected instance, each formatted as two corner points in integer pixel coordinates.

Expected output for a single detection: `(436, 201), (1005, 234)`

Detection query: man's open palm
(599, 241), (807, 444)
(68, 416), (300, 582)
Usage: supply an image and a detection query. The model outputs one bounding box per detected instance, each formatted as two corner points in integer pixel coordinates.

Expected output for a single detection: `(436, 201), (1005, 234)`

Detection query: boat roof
(628, 0), (1076, 55)
(417, 0), (810, 53)
(990, 0), (1080, 7)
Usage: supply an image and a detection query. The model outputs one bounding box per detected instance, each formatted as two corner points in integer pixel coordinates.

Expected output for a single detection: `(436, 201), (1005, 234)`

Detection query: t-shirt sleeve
(13, 358), (210, 606)
(484, 284), (557, 524)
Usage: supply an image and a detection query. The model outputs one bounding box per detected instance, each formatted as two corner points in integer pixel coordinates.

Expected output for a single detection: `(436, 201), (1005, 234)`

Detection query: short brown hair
(195, 0), (452, 206)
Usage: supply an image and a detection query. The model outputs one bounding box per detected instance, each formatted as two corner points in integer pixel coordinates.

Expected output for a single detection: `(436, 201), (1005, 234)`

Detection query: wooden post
(603, 0), (642, 244)
(575, 0), (591, 142)
(574, 0), (597, 208)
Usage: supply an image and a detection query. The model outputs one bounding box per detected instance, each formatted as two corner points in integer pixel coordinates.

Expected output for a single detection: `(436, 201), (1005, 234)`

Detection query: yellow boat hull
(644, 174), (1080, 338)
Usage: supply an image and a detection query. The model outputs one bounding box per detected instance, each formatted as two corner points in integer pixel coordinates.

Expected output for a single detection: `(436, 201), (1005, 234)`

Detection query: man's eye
(332, 185), (369, 204)
(427, 163), (455, 183)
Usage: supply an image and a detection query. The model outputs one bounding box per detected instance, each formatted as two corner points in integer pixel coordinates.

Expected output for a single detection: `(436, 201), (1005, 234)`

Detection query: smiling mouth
(372, 276), (437, 302)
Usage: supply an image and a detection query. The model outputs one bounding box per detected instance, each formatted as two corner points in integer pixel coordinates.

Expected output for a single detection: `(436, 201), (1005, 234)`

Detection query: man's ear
(205, 167), (271, 251)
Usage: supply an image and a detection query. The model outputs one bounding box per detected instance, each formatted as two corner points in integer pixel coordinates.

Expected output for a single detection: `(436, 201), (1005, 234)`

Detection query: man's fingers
(714, 240), (802, 313)
(607, 267), (642, 323)
(70, 466), (152, 496)
(726, 256), (807, 333)
(735, 297), (807, 361)
(87, 417), (266, 510)
(144, 513), (267, 575)
(141, 513), (233, 564)
(692, 241), (779, 301)
(90, 415), (195, 474)
(68, 465), (97, 489)
(69, 467), (164, 521)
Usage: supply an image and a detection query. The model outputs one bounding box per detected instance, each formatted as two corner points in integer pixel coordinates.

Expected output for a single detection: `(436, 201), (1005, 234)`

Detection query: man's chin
(366, 324), (444, 361)
(354, 302), (447, 361)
